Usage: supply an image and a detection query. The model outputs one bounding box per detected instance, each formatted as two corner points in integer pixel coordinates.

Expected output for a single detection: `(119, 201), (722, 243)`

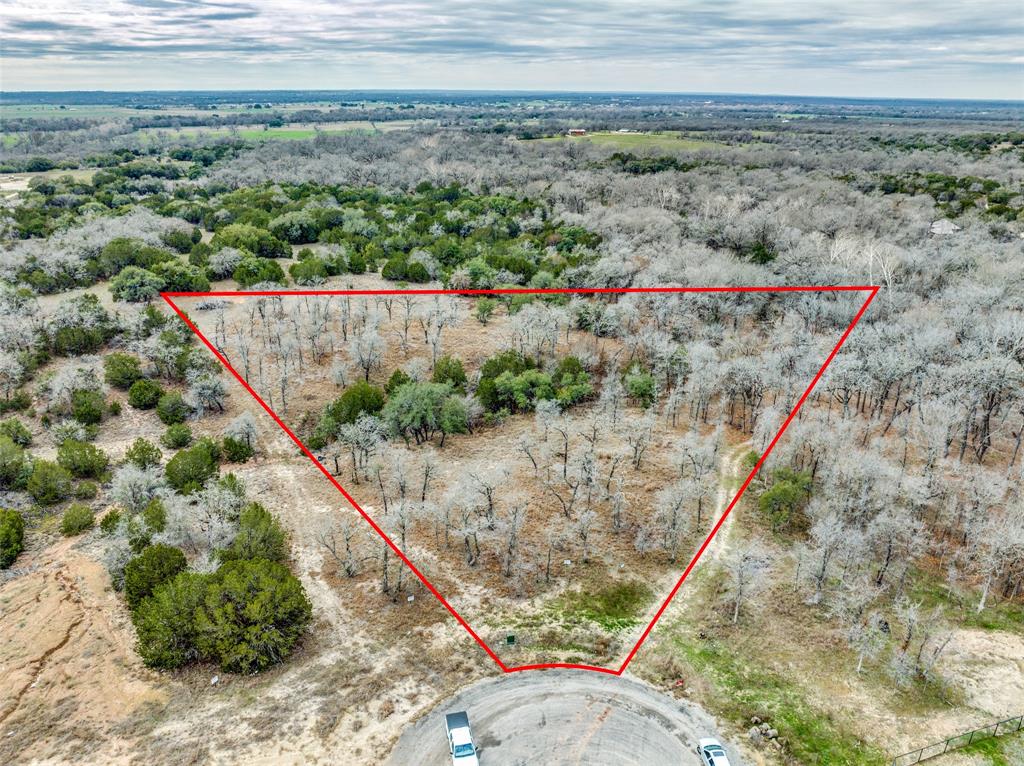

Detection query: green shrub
(288, 257), (328, 285)
(104, 353), (143, 389)
(432, 355), (467, 393)
(98, 237), (175, 277)
(100, 509), (121, 535)
(124, 543), (188, 610)
(27, 460), (73, 505)
(124, 515), (153, 554)
(109, 400), (122, 416)
(477, 350), (536, 411)
(325, 382), (385, 426)
(151, 260), (210, 293)
(161, 229), (197, 254)
(71, 389), (106, 425)
(60, 503), (95, 536)
(128, 379), (164, 409)
(125, 437), (162, 468)
(47, 296), (116, 356)
(161, 423), (193, 449)
(212, 223), (289, 258)
(142, 497), (166, 533)
(0, 418), (32, 447)
(110, 266), (165, 303)
(189, 241), (212, 268)
(759, 469), (813, 533)
(222, 436), (254, 463)
(552, 357), (593, 408)
(475, 297), (497, 324)
(0, 435), (27, 489)
(0, 508), (25, 569)
(57, 439), (109, 479)
(624, 366), (657, 408)
(156, 392), (189, 425)
(133, 571), (210, 669)
(196, 558), (312, 673)
(491, 369), (554, 413)
(74, 480), (98, 499)
(221, 503), (287, 563)
(0, 391), (31, 414)
(385, 369), (412, 395)
(165, 438), (220, 494)
(233, 257), (286, 287)
(270, 211), (319, 244)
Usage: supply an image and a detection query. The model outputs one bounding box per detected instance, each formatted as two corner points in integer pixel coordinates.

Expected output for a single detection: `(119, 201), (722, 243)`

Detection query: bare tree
(724, 543), (771, 624)
(350, 319), (386, 381)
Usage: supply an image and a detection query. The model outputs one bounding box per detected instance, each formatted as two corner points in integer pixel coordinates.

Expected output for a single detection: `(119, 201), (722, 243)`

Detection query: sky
(2, 0), (1022, 99)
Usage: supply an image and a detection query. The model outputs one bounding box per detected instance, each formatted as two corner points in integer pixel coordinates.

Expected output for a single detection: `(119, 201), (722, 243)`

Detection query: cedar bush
(27, 460), (73, 505)
(60, 503), (95, 536)
(124, 544), (188, 610)
(128, 379), (164, 409)
(0, 508), (25, 569)
(57, 439), (109, 479)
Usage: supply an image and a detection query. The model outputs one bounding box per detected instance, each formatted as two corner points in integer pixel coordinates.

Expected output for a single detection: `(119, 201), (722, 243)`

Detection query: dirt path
(700, 441), (752, 569)
(617, 441), (752, 666)
(386, 670), (745, 765)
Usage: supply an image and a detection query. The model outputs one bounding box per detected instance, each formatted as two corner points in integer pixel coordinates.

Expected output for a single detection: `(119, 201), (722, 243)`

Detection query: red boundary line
(162, 285), (878, 675)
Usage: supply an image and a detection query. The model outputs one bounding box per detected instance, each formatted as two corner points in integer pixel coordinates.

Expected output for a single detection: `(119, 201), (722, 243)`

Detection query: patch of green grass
(557, 580), (653, 631)
(959, 730), (1024, 766)
(963, 600), (1024, 632)
(907, 570), (1024, 634)
(236, 127), (360, 141)
(673, 635), (886, 766)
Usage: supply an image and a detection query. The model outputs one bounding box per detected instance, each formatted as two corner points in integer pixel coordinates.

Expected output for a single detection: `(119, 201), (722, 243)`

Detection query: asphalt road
(387, 669), (743, 766)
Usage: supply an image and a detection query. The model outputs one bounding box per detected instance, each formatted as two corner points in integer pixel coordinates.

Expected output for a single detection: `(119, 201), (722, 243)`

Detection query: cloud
(0, 0), (1021, 97)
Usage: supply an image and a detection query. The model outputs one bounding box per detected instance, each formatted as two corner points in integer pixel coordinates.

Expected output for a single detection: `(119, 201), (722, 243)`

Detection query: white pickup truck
(444, 711), (480, 766)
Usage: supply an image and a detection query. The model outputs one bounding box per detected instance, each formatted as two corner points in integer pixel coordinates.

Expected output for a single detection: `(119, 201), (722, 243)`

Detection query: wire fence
(891, 714), (1023, 766)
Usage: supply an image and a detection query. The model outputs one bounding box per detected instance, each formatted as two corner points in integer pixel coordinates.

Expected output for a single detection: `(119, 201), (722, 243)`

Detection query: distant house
(930, 219), (962, 235)
(566, 129), (587, 136)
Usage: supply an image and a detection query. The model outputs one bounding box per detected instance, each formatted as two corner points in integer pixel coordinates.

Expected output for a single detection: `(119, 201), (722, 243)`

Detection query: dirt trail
(617, 440), (752, 665)
(701, 441), (752, 568)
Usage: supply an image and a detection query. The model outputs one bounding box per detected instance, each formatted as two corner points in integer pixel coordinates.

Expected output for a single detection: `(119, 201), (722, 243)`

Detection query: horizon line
(2, 88), (1022, 106)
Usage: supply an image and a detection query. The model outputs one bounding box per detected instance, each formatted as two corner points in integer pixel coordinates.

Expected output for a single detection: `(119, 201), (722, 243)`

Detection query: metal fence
(891, 714), (1023, 766)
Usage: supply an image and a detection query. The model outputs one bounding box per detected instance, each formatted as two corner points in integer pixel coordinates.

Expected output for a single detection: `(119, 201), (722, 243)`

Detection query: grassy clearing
(237, 128), (357, 140)
(556, 580), (653, 631)
(130, 121), (417, 143)
(672, 634), (887, 765)
(907, 570), (1024, 634)
(533, 131), (730, 151)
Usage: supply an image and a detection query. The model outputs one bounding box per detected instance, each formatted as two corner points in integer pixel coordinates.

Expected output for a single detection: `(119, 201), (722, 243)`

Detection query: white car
(696, 737), (732, 766)
(445, 711), (480, 766)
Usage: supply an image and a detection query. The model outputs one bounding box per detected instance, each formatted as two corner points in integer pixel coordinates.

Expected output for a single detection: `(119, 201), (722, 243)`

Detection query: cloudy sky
(2, 0), (1022, 98)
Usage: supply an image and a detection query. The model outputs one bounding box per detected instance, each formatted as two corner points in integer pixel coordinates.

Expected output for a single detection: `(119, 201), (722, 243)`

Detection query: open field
(529, 131), (733, 150)
(132, 120), (420, 142)
(0, 102), (352, 120)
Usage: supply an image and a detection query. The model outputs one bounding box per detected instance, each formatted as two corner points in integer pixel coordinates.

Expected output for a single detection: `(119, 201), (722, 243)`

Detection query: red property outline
(163, 285), (878, 675)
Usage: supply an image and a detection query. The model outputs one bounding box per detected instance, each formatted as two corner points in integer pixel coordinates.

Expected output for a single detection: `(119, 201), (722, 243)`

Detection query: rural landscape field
(1, 2), (1022, 765)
